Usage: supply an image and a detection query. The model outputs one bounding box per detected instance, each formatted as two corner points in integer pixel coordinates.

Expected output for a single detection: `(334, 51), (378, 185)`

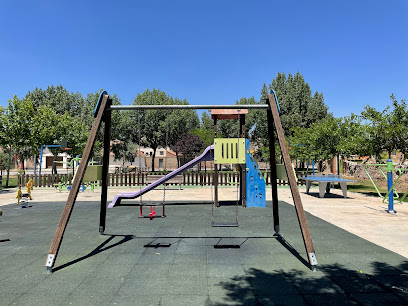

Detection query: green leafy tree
(0, 97), (35, 185)
(290, 115), (368, 170)
(167, 102), (199, 167)
(269, 72), (331, 137)
(361, 94), (408, 160)
(132, 89), (175, 171)
(25, 85), (84, 118)
(191, 111), (215, 156)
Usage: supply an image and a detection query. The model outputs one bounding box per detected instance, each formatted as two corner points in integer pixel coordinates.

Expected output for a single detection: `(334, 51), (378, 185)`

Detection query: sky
(1, 0), (407, 118)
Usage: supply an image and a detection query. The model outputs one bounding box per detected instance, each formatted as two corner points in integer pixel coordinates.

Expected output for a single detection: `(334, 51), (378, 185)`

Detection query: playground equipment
(38, 139), (71, 176)
(365, 159), (408, 213)
(45, 90), (318, 273)
(54, 159), (101, 192)
(16, 179), (34, 208)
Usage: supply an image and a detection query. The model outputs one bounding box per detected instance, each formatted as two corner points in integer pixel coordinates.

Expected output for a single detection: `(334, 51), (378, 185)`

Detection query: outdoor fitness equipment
(365, 159), (408, 213)
(44, 90), (318, 273)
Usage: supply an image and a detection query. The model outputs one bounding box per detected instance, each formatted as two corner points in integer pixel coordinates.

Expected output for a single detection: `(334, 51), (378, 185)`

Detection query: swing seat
(138, 202), (166, 219)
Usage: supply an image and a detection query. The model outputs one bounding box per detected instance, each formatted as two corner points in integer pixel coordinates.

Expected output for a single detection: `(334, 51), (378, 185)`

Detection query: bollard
(386, 159), (396, 214)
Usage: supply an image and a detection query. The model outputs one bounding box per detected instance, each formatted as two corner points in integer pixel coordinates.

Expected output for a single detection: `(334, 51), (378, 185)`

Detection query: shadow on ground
(215, 261), (408, 305)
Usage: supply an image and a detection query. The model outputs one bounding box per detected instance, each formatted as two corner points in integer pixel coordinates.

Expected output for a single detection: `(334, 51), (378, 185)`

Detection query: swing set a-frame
(45, 90), (318, 273)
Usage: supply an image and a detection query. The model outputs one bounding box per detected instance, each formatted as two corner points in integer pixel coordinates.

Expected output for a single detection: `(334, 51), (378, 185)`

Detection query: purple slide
(108, 145), (214, 207)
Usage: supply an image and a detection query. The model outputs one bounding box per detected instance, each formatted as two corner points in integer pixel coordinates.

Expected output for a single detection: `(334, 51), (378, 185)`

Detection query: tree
(167, 102), (200, 167)
(0, 97), (35, 185)
(290, 115), (368, 170)
(361, 94), (408, 160)
(269, 72), (331, 137)
(172, 133), (204, 165)
(132, 89), (181, 171)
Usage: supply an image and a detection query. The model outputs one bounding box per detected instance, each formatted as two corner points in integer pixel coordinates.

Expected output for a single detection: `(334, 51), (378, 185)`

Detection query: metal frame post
(386, 159), (395, 214)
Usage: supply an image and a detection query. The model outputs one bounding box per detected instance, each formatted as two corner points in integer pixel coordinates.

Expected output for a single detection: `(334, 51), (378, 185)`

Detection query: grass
(335, 178), (408, 203)
(1, 175), (18, 188)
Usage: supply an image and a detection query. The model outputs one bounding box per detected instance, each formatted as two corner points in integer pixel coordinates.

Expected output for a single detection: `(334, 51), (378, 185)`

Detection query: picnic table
(300, 174), (355, 198)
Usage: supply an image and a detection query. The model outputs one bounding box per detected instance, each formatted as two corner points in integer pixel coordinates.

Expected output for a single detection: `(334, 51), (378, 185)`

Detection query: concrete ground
(0, 185), (407, 305)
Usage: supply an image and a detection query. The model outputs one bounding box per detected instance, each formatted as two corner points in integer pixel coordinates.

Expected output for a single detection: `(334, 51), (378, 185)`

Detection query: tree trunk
(151, 149), (156, 172)
(175, 151), (180, 168)
(5, 169), (9, 188)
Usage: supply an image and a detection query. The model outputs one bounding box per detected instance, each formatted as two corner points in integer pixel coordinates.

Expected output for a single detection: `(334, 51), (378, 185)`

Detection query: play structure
(38, 139), (71, 176)
(109, 109), (266, 226)
(16, 178), (34, 208)
(365, 159), (408, 213)
(45, 90), (318, 273)
(54, 158), (102, 192)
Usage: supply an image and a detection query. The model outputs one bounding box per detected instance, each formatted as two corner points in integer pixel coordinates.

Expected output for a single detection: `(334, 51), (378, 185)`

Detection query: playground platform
(0, 187), (407, 305)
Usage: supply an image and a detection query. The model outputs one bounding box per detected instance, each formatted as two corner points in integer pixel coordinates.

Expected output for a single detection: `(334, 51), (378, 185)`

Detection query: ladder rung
(211, 222), (239, 227)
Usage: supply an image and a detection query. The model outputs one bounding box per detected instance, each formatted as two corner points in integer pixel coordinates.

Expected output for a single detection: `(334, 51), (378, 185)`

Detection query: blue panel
(245, 139), (266, 207)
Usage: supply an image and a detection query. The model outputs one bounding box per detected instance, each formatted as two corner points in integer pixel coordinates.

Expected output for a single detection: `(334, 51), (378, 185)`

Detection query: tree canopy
(131, 89), (199, 171)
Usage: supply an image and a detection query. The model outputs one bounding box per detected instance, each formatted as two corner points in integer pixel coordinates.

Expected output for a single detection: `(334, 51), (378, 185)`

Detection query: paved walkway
(0, 186), (407, 305)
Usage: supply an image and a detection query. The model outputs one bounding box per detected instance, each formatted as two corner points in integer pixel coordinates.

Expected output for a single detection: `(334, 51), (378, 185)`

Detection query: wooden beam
(267, 93), (318, 270)
(211, 109), (248, 120)
(99, 98), (112, 234)
(267, 109), (280, 234)
(45, 94), (110, 273)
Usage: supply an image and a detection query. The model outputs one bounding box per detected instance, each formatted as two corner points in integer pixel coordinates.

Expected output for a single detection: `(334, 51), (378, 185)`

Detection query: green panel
(214, 138), (246, 164)
(276, 164), (298, 182)
(81, 165), (103, 182)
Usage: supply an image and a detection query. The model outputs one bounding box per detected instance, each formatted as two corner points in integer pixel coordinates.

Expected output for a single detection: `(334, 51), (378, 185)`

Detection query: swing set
(45, 90), (318, 273)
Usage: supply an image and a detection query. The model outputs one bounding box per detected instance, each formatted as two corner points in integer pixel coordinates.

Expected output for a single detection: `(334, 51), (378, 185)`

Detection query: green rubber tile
(207, 264), (246, 278)
(303, 293), (358, 305)
(249, 274), (300, 296)
(119, 277), (167, 296)
(329, 275), (386, 294)
(256, 295), (307, 305)
(239, 254), (279, 265)
(160, 294), (209, 305)
(27, 274), (84, 295)
(373, 274), (408, 301)
(207, 248), (241, 264)
(351, 292), (405, 305)
(208, 276), (253, 296)
(0, 293), (21, 306)
(291, 275), (344, 295)
(11, 292), (71, 306)
(168, 263), (207, 278)
(104, 252), (143, 266)
(65, 293), (116, 305)
(89, 264), (133, 280)
(208, 293), (257, 305)
(173, 253), (207, 265)
(126, 264), (171, 278)
(164, 276), (208, 295)
(111, 293), (162, 305)
(137, 252), (175, 265)
(73, 276), (125, 295)
(0, 273), (47, 295)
